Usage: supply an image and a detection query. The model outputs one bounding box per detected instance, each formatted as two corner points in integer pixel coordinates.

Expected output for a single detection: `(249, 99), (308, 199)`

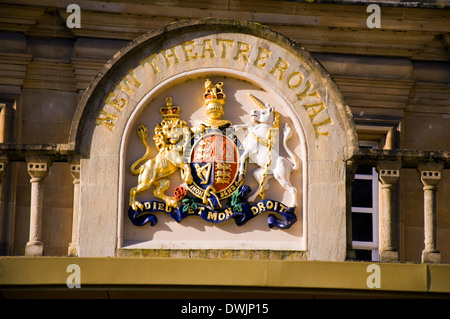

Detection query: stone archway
(70, 18), (358, 260)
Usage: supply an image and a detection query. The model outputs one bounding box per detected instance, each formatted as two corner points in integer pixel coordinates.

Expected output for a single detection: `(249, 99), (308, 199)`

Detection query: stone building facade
(0, 0), (449, 298)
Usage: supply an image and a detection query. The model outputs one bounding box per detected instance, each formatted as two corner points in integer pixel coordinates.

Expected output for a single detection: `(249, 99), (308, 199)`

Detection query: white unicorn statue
(233, 94), (300, 207)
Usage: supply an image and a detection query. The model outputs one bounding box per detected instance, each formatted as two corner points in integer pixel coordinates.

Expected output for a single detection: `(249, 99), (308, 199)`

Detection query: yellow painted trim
(428, 264), (450, 293)
(0, 257), (449, 294)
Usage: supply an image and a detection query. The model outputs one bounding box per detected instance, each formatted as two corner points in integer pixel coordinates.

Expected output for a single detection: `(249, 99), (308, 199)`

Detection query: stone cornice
(351, 148), (450, 168)
(0, 143), (448, 170)
(0, 143), (76, 162)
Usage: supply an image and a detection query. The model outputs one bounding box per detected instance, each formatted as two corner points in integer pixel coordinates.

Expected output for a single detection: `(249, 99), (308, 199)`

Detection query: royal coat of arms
(128, 79), (298, 229)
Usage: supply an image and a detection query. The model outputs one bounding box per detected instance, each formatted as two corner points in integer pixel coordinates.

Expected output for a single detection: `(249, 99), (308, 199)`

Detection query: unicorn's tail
(283, 123), (300, 171)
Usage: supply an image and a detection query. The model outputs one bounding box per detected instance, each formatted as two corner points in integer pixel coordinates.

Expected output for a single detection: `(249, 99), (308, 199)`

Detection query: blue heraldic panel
(128, 185), (297, 229)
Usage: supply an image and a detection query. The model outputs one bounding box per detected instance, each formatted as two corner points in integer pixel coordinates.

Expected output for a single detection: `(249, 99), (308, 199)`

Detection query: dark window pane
(355, 249), (372, 261)
(352, 179), (373, 208)
(352, 212), (373, 241)
(356, 165), (373, 175)
(359, 145), (376, 150)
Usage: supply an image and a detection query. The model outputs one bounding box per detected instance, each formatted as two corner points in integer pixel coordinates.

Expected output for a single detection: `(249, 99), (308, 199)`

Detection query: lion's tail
(283, 123), (300, 171)
(130, 124), (151, 175)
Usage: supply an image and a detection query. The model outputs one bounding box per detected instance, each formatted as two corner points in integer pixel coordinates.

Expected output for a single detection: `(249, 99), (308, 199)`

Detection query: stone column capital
(69, 159), (80, 183)
(0, 156), (8, 182)
(418, 162), (443, 188)
(377, 161), (401, 186)
(26, 156), (51, 181)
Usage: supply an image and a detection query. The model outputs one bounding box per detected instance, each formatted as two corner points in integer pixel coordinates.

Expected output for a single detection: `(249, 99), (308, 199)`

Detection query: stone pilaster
(0, 157), (8, 199)
(68, 160), (80, 256)
(0, 157), (8, 254)
(377, 161), (401, 262)
(418, 162), (443, 264)
(0, 157), (7, 181)
(345, 160), (357, 260)
(25, 157), (51, 256)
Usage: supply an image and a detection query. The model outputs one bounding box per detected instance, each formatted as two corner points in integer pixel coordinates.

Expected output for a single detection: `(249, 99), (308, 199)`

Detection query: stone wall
(0, 1), (448, 262)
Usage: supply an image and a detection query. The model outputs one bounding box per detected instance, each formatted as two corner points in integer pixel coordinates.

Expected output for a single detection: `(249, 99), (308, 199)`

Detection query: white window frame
(352, 140), (379, 261)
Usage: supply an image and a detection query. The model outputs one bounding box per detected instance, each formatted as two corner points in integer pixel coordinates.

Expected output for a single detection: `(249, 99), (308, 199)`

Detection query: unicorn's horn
(248, 93), (266, 109)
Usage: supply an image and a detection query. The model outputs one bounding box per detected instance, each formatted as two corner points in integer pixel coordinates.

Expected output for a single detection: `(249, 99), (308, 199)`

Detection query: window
(352, 141), (379, 261)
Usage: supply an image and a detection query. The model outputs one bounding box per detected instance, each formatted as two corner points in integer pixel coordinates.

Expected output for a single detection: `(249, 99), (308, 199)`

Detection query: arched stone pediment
(70, 18), (358, 260)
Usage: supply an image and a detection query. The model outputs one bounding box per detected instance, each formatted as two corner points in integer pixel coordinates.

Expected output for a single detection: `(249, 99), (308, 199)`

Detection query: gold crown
(203, 79), (226, 106)
(160, 97), (180, 120)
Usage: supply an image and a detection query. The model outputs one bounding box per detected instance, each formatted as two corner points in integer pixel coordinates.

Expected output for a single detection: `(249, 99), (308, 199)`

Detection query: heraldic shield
(189, 131), (243, 206)
(128, 79), (297, 229)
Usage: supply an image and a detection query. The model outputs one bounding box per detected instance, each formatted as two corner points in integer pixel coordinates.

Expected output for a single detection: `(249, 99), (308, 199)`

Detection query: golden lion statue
(129, 110), (192, 211)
